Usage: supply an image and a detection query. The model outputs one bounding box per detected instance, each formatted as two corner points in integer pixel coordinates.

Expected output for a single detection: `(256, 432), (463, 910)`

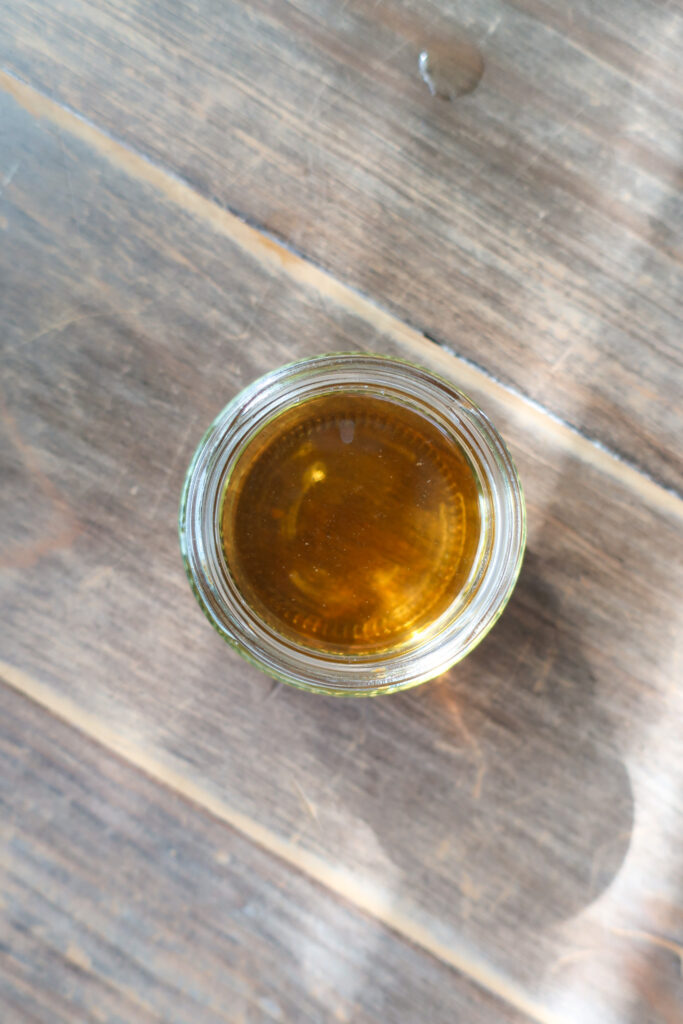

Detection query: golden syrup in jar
(220, 393), (482, 655)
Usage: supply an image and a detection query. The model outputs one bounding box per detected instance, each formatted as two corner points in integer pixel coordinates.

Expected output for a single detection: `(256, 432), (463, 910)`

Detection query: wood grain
(0, 683), (537, 1024)
(1, 87), (682, 1024)
(1, 0), (681, 491)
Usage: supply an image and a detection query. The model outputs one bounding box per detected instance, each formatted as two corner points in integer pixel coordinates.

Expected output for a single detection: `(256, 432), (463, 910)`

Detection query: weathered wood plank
(1, 88), (681, 1024)
(1, 0), (682, 490)
(0, 683), (536, 1024)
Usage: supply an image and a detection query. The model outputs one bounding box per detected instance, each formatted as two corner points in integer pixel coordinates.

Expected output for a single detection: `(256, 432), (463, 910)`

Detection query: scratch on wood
(56, 130), (78, 222)
(65, 942), (92, 971)
(289, 777), (323, 845)
(292, 778), (319, 824)
(21, 309), (101, 348)
(483, 14), (502, 40)
(0, 160), (19, 194)
(460, 871), (485, 921)
(80, 566), (115, 591)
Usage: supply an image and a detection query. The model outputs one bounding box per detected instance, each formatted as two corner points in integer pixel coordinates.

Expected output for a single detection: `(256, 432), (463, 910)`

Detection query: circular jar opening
(179, 353), (526, 696)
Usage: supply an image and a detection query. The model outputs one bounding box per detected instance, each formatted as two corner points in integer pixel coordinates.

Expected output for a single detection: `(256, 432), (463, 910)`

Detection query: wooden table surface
(1, 2), (681, 1022)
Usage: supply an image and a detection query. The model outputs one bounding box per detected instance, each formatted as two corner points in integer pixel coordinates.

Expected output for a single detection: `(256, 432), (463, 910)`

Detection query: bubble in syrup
(339, 419), (355, 444)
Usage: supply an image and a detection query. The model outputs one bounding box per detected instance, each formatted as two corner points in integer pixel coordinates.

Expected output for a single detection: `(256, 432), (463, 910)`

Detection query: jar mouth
(179, 353), (526, 695)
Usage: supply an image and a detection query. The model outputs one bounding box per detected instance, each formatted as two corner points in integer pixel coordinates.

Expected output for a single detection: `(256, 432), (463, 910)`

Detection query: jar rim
(179, 352), (526, 695)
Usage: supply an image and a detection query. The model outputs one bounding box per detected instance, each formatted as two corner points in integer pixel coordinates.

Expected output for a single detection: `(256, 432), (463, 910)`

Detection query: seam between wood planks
(0, 660), (564, 1024)
(1, 67), (681, 520)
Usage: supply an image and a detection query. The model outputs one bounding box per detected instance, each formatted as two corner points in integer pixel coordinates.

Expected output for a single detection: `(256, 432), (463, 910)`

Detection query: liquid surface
(221, 393), (482, 654)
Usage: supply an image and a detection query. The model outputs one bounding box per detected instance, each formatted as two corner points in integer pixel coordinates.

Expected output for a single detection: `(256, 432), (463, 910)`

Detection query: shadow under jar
(179, 353), (525, 695)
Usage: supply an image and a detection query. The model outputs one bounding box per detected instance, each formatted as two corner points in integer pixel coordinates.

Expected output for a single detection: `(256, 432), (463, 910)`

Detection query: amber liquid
(221, 393), (482, 655)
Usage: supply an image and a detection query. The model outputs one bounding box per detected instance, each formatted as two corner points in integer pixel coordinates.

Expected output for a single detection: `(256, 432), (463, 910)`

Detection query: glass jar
(179, 353), (525, 696)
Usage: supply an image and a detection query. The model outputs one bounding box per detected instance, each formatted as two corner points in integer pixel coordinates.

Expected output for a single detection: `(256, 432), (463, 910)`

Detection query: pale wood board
(1, 0), (682, 490)
(1, 86), (682, 1024)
